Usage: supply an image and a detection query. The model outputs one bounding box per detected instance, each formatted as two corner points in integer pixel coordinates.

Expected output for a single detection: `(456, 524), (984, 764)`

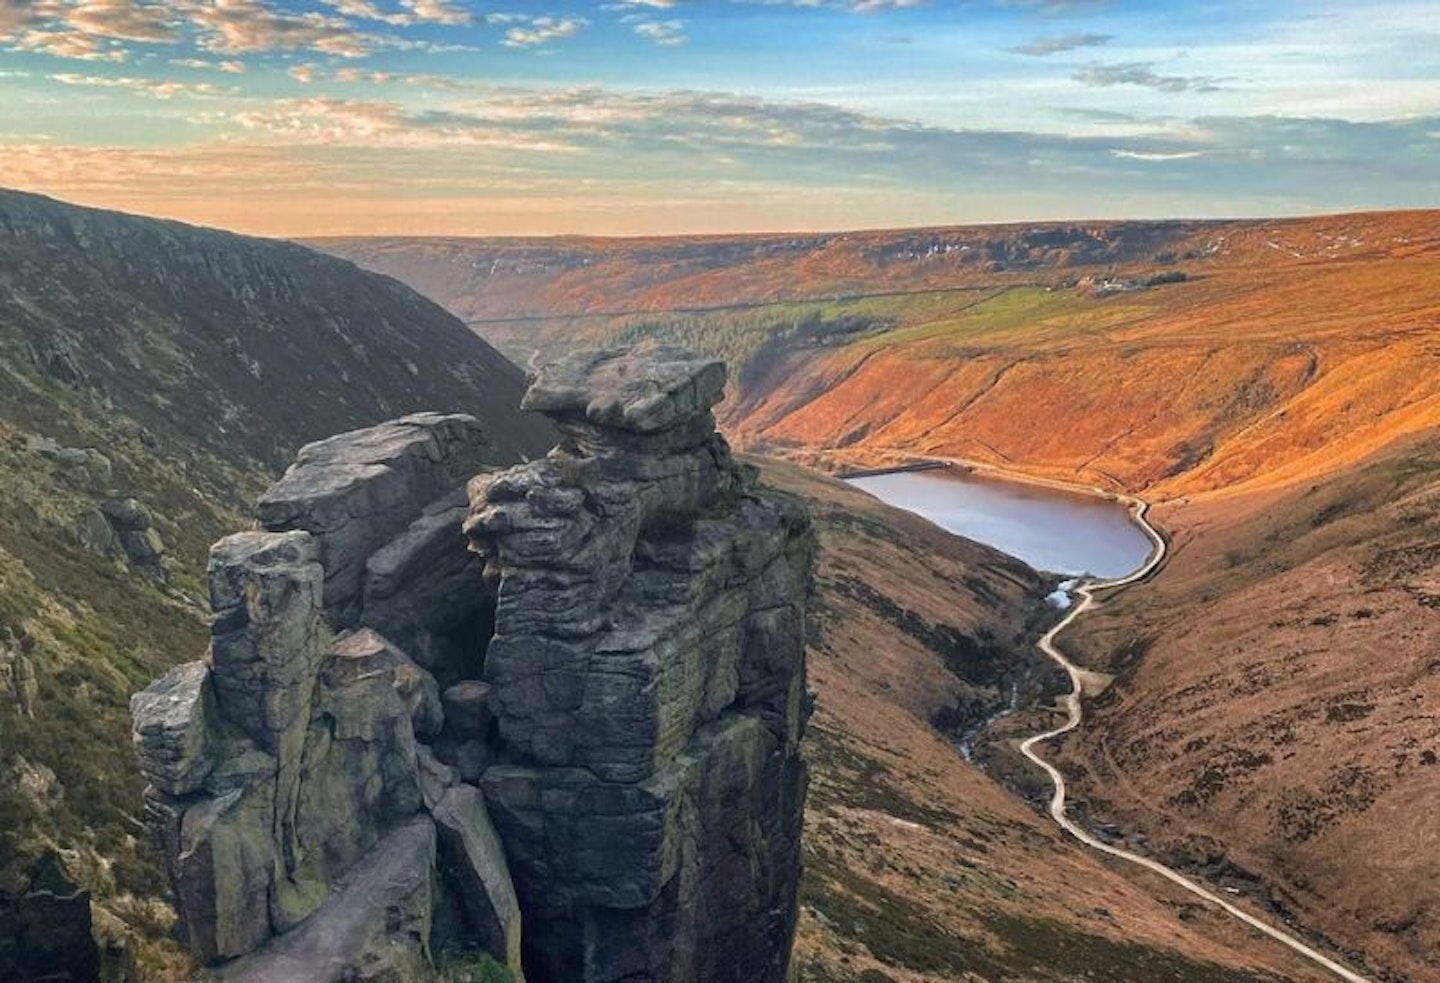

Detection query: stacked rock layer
(131, 348), (814, 983)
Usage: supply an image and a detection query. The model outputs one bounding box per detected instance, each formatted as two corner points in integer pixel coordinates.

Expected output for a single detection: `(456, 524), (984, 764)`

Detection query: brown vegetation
(1056, 433), (1440, 983)
(759, 460), (1328, 983)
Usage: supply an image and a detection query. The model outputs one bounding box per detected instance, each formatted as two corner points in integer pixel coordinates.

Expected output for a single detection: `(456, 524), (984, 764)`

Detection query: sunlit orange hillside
(316, 210), (1440, 503)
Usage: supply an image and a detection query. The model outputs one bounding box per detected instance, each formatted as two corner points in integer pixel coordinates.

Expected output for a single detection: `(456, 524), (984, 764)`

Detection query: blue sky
(0, 0), (1437, 234)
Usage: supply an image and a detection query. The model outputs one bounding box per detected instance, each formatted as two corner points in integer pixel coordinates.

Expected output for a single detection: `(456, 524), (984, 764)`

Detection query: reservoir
(847, 467), (1154, 579)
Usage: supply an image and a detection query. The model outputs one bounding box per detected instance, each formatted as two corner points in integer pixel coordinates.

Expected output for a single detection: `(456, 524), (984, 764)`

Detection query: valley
(4, 191), (1354, 983)
(757, 461), (1333, 983)
(2, 1), (1433, 980)
(318, 210), (1440, 983)
(0, 192), (1432, 982)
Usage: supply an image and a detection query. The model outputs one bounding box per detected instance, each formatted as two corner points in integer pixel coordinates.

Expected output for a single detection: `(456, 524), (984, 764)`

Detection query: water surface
(848, 468), (1153, 578)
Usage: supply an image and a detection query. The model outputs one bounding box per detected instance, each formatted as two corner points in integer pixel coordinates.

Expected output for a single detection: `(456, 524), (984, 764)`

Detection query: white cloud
(1075, 62), (1225, 94)
(173, 56), (248, 72)
(11, 28), (127, 60)
(322, 0), (469, 27)
(1111, 149), (1203, 161)
(186, 0), (378, 57)
(400, 0), (468, 24)
(634, 19), (685, 46)
(1009, 32), (1111, 56)
(66, 0), (177, 42)
(50, 70), (234, 98)
(502, 16), (586, 49)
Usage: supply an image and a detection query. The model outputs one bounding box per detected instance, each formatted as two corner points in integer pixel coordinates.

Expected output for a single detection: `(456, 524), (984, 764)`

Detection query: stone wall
(131, 349), (813, 983)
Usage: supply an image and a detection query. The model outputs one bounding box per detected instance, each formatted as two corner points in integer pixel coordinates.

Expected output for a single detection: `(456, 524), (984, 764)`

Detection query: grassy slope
(0, 189), (554, 977)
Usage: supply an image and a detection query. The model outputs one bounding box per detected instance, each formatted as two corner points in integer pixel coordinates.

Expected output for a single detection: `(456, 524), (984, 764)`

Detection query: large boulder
(257, 413), (494, 628)
(520, 347), (727, 434)
(211, 817), (439, 983)
(130, 661), (217, 796)
(431, 786), (524, 976)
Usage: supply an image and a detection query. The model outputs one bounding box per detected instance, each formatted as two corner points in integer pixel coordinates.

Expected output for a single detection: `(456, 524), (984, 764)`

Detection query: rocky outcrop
(254, 412), (494, 632)
(466, 347), (814, 983)
(131, 348), (813, 983)
(132, 412), (516, 980)
(1, 628), (38, 719)
(101, 498), (165, 574)
(77, 496), (168, 576)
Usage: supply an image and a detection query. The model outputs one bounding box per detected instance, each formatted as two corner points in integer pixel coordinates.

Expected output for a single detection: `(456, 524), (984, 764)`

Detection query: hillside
(0, 190), (555, 977)
(760, 460), (1331, 983)
(313, 211), (1440, 501)
(315, 212), (1440, 982)
(1055, 433), (1440, 983)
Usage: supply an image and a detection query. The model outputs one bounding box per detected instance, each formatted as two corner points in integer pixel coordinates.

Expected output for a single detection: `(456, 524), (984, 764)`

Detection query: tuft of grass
(438, 950), (516, 983)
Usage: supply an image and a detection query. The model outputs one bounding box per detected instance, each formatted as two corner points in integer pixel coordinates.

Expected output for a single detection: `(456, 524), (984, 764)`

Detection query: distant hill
(0, 189), (553, 975)
(312, 210), (1440, 501)
(309, 219), (1238, 325)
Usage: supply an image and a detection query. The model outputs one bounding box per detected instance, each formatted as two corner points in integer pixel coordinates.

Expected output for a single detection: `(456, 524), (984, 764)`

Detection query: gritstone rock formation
(130, 348), (814, 983)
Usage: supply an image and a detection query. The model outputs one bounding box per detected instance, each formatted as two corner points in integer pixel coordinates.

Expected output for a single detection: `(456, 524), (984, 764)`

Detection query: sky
(0, 0), (1437, 236)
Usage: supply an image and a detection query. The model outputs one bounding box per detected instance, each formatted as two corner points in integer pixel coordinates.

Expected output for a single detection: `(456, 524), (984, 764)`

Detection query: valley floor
(757, 459), (1336, 983)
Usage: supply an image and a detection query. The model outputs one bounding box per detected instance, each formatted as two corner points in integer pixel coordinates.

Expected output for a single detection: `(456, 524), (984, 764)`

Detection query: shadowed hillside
(0, 189), (554, 977)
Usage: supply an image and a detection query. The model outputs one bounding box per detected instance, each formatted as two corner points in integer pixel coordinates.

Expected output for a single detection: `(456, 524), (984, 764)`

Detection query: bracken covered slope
(314, 211), (1440, 501)
(763, 460), (1331, 983)
(1057, 433), (1440, 983)
(0, 189), (554, 978)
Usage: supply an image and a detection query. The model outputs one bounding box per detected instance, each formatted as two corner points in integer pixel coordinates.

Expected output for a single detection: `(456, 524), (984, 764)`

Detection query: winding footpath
(1019, 496), (1371, 983)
